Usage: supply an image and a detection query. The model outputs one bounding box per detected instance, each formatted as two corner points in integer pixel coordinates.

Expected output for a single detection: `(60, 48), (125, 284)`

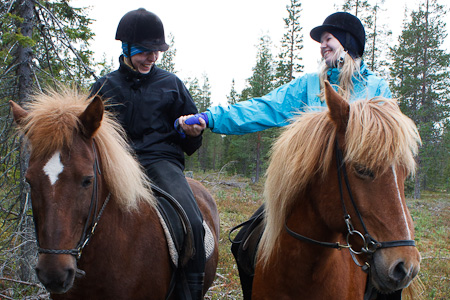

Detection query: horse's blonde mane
(259, 97), (421, 266)
(18, 87), (155, 211)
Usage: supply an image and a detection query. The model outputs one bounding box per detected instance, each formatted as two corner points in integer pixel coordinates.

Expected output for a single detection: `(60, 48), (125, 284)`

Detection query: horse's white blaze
(392, 165), (412, 239)
(44, 151), (64, 185)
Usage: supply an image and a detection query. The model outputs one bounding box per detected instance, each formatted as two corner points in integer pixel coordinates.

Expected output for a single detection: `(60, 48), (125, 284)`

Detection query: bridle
(34, 141), (111, 260)
(285, 139), (416, 271)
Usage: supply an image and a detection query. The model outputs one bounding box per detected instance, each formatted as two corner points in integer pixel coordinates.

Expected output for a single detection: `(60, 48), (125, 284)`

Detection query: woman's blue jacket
(205, 62), (391, 135)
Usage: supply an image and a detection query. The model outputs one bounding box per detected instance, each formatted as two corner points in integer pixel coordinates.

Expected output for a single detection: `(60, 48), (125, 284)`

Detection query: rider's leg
(146, 160), (205, 300)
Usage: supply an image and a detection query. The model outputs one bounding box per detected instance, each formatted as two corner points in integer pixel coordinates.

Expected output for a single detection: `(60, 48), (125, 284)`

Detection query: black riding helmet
(310, 12), (365, 58)
(116, 8), (169, 52)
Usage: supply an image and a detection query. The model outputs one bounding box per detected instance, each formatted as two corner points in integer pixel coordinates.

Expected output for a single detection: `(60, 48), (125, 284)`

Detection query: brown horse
(10, 88), (219, 300)
(252, 82), (421, 299)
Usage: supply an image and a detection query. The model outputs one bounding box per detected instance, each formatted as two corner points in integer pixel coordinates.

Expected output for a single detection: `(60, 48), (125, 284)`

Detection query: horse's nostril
(391, 261), (408, 282)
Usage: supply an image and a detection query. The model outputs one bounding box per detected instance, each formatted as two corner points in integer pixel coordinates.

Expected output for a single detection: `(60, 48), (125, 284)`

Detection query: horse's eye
(354, 165), (374, 179)
(82, 176), (94, 188)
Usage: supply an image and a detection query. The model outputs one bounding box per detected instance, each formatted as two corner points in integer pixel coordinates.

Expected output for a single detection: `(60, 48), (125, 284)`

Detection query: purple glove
(185, 113), (208, 126)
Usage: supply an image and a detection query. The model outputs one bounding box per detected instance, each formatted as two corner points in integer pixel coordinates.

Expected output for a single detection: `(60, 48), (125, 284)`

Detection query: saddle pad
(156, 209), (214, 267)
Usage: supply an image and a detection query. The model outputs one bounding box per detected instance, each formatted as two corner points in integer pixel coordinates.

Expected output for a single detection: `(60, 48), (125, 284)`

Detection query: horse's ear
(79, 96), (104, 138)
(324, 80), (349, 133)
(9, 101), (29, 125)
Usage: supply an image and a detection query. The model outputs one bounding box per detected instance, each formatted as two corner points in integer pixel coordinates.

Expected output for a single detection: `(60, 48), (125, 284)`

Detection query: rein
(285, 139), (416, 270)
(35, 141), (111, 260)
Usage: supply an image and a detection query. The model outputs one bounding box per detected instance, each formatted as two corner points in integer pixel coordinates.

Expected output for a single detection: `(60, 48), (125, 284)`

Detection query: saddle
(229, 204), (265, 300)
(153, 184), (194, 268)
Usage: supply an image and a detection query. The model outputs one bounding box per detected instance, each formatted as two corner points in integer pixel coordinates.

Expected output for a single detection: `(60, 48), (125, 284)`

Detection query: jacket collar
(327, 61), (369, 84)
(118, 55), (156, 88)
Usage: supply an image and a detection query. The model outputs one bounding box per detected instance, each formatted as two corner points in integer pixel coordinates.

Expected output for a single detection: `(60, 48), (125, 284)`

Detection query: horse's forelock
(22, 90), (86, 159)
(345, 98), (420, 176)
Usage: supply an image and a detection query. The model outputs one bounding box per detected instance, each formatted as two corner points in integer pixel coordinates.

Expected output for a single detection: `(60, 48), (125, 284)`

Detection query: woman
(177, 12), (391, 136)
(90, 8), (205, 300)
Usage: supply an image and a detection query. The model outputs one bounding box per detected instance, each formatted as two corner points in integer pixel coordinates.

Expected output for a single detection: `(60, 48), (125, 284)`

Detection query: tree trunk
(414, 156), (421, 199)
(16, 0), (35, 282)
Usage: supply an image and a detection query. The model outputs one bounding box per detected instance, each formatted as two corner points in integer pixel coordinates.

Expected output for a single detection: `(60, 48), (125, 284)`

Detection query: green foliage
(390, 0), (450, 196)
(31, 0), (99, 87)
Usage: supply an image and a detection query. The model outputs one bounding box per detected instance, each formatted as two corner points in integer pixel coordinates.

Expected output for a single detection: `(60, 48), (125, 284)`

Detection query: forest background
(0, 0), (449, 299)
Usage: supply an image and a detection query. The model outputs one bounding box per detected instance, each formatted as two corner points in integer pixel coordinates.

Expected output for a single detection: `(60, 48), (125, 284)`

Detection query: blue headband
(122, 42), (151, 57)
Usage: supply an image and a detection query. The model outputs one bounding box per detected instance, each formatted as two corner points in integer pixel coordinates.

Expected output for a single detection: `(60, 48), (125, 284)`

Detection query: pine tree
(341, 0), (371, 17)
(276, 0), (304, 86)
(390, 0), (450, 198)
(365, 1), (392, 78)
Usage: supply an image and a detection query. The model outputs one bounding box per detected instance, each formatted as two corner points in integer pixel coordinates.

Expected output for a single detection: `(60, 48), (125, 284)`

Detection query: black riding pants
(145, 160), (205, 274)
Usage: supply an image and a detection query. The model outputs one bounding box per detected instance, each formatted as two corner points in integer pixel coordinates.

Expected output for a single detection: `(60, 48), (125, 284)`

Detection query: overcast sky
(73, 0), (448, 105)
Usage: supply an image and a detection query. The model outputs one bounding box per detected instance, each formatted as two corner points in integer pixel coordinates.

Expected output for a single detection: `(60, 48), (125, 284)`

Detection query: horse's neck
(80, 197), (161, 260)
(257, 198), (366, 299)
(277, 197), (347, 275)
(288, 195), (340, 245)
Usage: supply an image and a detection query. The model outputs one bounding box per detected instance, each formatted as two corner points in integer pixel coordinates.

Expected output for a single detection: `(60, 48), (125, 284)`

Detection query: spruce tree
(390, 0), (450, 197)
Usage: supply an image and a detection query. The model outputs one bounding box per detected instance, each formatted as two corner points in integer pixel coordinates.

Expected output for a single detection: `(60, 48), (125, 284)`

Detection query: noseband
(285, 139), (416, 270)
(34, 141), (111, 260)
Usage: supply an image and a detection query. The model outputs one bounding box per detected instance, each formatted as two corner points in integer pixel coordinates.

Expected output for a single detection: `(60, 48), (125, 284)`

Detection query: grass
(203, 175), (263, 300)
(408, 192), (450, 299)
(202, 175), (450, 300)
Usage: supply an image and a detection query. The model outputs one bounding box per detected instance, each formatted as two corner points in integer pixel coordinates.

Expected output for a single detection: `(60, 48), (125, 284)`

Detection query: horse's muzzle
(370, 249), (420, 293)
(35, 254), (77, 294)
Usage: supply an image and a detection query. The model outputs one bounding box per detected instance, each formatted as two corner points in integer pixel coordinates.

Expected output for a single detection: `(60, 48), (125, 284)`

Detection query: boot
(187, 272), (204, 300)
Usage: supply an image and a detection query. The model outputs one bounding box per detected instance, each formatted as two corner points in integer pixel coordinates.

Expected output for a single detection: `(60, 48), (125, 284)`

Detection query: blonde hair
(318, 46), (363, 101)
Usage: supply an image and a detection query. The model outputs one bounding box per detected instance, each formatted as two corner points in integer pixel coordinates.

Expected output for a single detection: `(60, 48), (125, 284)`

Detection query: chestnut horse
(253, 82), (421, 299)
(10, 89), (219, 300)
